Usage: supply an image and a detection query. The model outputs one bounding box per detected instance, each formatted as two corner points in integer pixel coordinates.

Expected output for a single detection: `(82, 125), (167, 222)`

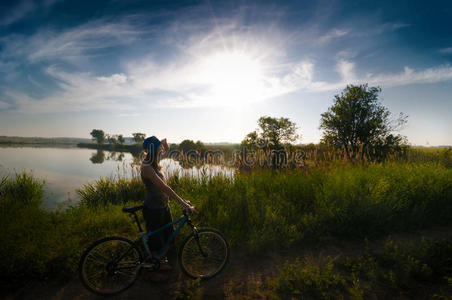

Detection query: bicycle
(79, 204), (229, 295)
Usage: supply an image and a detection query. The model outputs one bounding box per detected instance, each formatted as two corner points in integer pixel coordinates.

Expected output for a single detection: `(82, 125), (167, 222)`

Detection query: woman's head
(142, 136), (163, 169)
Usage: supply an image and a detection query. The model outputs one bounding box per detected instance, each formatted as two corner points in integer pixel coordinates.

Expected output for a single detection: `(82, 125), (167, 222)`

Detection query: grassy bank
(1, 161), (451, 291)
(264, 237), (452, 299)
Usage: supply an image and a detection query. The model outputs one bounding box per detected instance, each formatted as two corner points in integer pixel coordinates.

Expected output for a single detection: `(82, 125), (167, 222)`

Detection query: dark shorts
(142, 206), (175, 251)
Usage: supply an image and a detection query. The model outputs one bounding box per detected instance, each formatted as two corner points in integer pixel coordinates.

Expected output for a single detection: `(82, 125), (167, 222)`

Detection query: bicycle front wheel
(79, 236), (143, 295)
(178, 228), (229, 280)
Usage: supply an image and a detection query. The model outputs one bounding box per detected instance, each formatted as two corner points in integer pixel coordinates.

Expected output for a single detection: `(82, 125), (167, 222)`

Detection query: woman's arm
(141, 165), (195, 213)
(161, 138), (170, 158)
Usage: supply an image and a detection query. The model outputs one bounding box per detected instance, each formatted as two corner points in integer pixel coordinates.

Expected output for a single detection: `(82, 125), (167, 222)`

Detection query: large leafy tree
(242, 116), (299, 149)
(320, 84), (407, 160)
(90, 129), (105, 144)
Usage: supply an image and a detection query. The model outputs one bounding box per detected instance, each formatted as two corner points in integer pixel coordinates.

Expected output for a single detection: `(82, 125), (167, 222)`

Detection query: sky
(0, 0), (451, 145)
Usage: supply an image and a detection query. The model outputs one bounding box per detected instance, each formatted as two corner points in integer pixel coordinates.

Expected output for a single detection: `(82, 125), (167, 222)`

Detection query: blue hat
(142, 136), (161, 153)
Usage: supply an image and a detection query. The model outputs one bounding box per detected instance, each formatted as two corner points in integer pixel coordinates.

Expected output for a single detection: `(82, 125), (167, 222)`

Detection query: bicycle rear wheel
(79, 236), (143, 295)
(178, 228), (229, 279)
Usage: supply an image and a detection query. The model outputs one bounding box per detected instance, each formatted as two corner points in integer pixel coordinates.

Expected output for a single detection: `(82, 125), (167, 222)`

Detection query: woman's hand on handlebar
(183, 201), (196, 214)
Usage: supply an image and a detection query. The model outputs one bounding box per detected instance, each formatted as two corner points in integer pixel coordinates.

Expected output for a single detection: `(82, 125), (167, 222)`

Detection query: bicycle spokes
(179, 229), (229, 279)
(80, 238), (141, 295)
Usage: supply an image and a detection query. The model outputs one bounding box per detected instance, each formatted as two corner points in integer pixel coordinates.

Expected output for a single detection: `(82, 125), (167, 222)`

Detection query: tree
(107, 134), (117, 144)
(117, 134), (125, 145)
(241, 131), (259, 149)
(132, 133), (146, 144)
(90, 129), (105, 144)
(241, 116), (299, 168)
(242, 116), (299, 149)
(320, 84), (407, 160)
(179, 139), (205, 153)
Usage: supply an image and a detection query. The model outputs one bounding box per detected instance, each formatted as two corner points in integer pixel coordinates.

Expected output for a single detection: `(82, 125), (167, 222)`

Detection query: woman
(140, 136), (196, 280)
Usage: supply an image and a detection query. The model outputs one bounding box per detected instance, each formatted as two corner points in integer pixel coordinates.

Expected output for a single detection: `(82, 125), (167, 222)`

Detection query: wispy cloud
(318, 28), (349, 44)
(0, 0), (61, 26)
(336, 59), (356, 82)
(0, 0), (36, 26)
(385, 22), (411, 31)
(1, 10), (451, 114)
(365, 65), (452, 87)
(438, 47), (452, 54)
(0, 17), (144, 69)
(9, 55), (452, 114)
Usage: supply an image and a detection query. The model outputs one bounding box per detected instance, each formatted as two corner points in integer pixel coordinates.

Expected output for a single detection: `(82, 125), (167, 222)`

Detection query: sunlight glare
(198, 51), (265, 106)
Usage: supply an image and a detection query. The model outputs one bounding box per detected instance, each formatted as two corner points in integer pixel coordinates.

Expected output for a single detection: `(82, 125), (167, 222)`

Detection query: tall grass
(76, 161), (452, 250)
(234, 145), (451, 170)
(0, 173), (138, 285)
(165, 162), (452, 250)
(1, 160), (451, 285)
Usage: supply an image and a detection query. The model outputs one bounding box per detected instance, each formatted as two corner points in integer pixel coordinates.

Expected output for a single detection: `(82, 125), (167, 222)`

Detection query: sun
(198, 51), (265, 106)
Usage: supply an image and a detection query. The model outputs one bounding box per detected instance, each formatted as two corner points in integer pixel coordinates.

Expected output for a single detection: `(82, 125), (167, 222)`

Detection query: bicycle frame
(137, 214), (190, 261)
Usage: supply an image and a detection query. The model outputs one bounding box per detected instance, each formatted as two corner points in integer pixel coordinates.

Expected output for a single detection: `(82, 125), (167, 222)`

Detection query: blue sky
(0, 0), (451, 145)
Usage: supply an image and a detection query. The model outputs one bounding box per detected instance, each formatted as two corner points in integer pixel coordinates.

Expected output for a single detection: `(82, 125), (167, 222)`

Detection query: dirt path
(4, 225), (452, 300)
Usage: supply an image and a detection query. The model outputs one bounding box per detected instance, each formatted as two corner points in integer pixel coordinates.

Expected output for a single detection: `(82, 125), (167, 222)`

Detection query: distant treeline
(77, 139), (241, 155)
(0, 136), (90, 145)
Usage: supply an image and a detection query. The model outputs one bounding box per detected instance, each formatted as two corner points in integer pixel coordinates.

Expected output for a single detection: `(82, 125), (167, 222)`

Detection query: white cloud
(336, 59), (356, 81)
(318, 28), (348, 44)
(366, 65), (452, 87)
(28, 22), (139, 63)
(97, 73), (128, 84)
(6, 56), (452, 114)
(0, 100), (10, 109)
(438, 47), (452, 54)
(0, 17), (142, 67)
(1, 15), (452, 114)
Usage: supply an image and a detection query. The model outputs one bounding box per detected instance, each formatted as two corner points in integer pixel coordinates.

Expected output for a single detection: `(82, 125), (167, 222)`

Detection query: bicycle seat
(122, 205), (144, 213)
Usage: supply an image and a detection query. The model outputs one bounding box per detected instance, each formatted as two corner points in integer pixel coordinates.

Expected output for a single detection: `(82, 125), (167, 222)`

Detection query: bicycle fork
(187, 219), (208, 258)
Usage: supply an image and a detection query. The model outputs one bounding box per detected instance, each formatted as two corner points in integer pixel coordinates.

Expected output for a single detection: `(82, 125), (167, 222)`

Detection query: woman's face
(156, 144), (164, 160)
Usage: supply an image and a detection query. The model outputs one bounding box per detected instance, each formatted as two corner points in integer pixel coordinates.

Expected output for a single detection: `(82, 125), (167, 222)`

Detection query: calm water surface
(0, 146), (233, 209)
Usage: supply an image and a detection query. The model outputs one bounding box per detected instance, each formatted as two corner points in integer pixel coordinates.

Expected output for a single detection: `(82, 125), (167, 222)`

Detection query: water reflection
(89, 150), (125, 164)
(0, 146), (234, 209)
(90, 150), (105, 164)
(88, 149), (234, 179)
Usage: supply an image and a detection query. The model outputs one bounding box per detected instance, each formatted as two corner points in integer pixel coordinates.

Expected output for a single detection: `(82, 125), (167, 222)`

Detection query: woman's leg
(143, 206), (174, 260)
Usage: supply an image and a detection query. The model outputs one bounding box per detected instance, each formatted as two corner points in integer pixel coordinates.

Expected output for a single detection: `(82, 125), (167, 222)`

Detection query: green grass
(265, 237), (452, 299)
(77, 161), (451, 251)
(77, 176), (145, 207)
(0, 173), (138, 285)
(166, 162), (452, 250)
(1, 160), (451, 289)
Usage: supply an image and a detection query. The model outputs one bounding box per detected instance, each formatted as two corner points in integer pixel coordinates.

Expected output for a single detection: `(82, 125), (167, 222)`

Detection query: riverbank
(76, 142), (141, 153)
(0, 136), (90, 146)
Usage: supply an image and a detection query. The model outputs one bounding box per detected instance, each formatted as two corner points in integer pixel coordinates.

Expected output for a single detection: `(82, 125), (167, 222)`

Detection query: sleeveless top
(141, 163), (169, 210)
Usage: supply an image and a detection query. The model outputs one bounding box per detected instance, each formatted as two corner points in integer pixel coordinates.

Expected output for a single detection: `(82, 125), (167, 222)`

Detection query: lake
(0, 146), (234, 209)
